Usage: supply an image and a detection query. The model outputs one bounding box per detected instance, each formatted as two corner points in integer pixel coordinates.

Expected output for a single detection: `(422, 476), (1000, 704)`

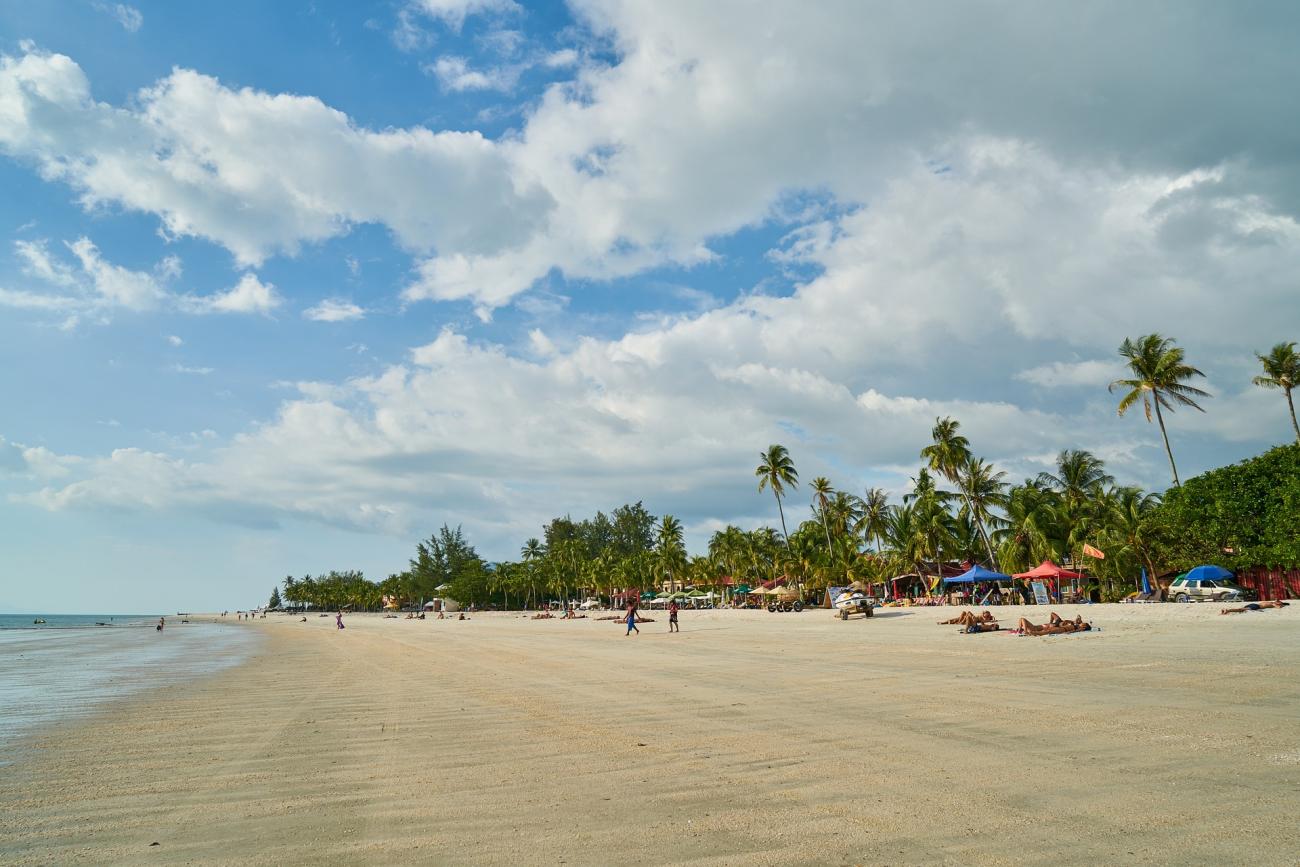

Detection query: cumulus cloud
(7, 4), (1299, 312)
(0, 46), (551, 267)
(303, 298), (366, 322)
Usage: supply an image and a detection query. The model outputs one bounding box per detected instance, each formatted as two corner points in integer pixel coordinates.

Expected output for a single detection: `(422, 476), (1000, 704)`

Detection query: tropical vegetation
(273, 334), (1296, 610)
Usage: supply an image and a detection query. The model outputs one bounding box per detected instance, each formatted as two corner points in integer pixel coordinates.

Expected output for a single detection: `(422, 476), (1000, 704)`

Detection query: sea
(0, 614), (260, 760)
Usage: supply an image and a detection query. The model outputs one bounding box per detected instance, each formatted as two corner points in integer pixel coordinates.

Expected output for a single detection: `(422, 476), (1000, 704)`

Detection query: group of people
(623, 599), (679, 635)
(940, 609), (1093, 635)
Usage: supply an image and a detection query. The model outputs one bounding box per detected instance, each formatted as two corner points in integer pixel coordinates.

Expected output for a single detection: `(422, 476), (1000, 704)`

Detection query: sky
(1, 0), (1298, 613)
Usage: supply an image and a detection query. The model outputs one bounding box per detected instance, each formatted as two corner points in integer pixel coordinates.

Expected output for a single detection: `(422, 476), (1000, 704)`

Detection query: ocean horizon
(0, 615), (260, 760)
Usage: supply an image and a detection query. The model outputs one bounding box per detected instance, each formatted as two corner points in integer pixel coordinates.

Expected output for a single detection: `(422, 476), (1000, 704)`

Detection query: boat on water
(33, 618), (46, 624)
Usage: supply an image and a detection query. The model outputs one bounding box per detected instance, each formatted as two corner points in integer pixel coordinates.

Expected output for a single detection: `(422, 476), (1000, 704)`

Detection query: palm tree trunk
(775, 491), (791, 549)
(1287, 387), (1299, 445)
(1152, 394), (1181, 487)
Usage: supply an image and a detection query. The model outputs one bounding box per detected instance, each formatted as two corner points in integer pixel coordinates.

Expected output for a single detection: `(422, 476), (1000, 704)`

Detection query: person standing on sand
(336, 611), (345, 630)
(626, 599), (639, 636)
(668, 600), (679, 633)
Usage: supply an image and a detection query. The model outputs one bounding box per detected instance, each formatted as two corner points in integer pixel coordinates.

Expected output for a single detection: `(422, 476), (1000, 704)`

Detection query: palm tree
(958, 456), (1005, 567)
(655, 515), (687, 592)
(854, 488), (890, 552)
(810, 476), (835, 550)
(755, 444), (799, 548)
(993, 480), (1062, 573)
(1110, 334), (1210, 487)
(1037, 449), (1113, 567)
(1252, 341), (1300, 444)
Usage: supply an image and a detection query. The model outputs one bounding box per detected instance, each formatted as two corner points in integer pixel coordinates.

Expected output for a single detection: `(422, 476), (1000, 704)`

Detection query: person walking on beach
(625, 599), (639, 636)
(668, 600), (679, 633)
(336, 611), (345, 630)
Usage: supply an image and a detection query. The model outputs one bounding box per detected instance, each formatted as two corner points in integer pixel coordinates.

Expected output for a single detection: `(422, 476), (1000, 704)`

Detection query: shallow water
(0, 616), (259, 757)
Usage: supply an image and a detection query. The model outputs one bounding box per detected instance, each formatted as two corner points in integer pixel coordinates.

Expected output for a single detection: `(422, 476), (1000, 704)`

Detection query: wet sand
(1, 603), (1297, 865)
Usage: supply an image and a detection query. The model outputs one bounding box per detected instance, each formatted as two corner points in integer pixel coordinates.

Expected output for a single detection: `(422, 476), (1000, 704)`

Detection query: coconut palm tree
(993, 480), (1062, 573)
(1037, 449), (1113, 567)
(958, 456), (1005, 567)
(755, 444), (799, 548)
(855, 487), (890, 553)
(1110, 334), (1210, 487)
(655, 515), (687, 592)
(810, 476), (835, 550)
(1252, 341), (1300, 444)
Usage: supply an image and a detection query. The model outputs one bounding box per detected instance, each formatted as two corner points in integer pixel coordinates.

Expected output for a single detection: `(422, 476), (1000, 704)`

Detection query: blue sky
(2, 1), (1298, 613)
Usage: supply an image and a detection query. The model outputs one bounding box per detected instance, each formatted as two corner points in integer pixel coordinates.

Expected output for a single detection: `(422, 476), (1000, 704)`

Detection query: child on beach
(668, 600), (679, 633)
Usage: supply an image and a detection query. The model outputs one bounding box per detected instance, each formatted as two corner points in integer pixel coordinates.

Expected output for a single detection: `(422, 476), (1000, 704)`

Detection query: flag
(1082, 543), (1106, 559)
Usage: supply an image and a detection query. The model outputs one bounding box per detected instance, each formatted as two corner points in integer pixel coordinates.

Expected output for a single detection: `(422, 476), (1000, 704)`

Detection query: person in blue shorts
(625, 600), (639, 636)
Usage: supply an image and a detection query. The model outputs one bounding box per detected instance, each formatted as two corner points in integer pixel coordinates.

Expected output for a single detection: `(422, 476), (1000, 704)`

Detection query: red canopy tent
(1013, 561), (1085, 581)
(1012, 561), (1086, 601)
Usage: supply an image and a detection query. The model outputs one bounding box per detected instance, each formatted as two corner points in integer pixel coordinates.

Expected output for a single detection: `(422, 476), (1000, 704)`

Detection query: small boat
(95, 621), (110, 626)
(33, 618), (46, 624)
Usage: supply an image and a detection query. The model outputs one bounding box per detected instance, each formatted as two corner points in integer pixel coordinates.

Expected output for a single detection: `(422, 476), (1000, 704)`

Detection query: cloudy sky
(2, 1), (1298, 612)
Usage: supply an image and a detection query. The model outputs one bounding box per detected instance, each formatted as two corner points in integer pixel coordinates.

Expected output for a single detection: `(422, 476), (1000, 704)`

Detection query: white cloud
(303, 298), (366, 322)
(172, 364), (213, 375)
(5, 237), (278, 321)
(182, 273), (281, 315)
(426, 56), (518, 92)
(0, 47), (551, 267)
(105, 3), (143, 33)
(166, 334), (183, 346)
(67, 237), (169, 311)
(542, 49), (579, 68)
(1016, 360), (1126, 389)
(407, 0), (518, 30)
(0, 287), (79, 310)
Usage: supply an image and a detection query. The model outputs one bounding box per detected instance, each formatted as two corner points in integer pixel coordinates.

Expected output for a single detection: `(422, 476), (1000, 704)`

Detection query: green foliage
(268, 586), (281, 609)
(1144, 444), (1300, 571)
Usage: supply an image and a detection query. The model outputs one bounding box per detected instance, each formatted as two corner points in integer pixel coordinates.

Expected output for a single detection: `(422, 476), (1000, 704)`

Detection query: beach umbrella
(1185, 564), (1233, 582)
(734, 584), (751, 594)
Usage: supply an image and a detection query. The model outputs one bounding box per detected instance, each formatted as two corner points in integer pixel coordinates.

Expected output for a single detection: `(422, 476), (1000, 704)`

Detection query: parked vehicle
(1168, 576), (1244, 603)
(832, 589), (874, 620)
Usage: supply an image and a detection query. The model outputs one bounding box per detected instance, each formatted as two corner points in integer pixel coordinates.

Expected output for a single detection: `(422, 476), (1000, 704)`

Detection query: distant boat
(33, 618), (46, 624)
(95, 621), (109, 626)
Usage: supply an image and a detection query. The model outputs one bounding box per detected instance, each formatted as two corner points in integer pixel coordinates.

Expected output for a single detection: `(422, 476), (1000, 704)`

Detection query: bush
(1145, 444), (1300, 572)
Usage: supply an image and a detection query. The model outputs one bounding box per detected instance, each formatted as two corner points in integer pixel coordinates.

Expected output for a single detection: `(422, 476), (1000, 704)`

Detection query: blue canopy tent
(944, 565), (1012, 584)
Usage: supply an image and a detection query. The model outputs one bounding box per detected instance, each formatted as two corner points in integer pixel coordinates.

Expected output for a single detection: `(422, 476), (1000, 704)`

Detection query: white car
(1167, 577), (1243, 603)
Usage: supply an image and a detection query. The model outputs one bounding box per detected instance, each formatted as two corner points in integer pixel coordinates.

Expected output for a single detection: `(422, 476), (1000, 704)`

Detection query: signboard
(1031, 580), (1051, 606)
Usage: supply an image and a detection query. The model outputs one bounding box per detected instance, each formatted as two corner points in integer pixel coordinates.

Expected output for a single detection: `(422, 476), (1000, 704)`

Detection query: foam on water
(0, 616), (260, 758)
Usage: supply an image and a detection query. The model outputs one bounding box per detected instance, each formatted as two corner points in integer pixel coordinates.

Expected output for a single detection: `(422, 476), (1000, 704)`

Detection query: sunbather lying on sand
(1016, 616), (1091, 635)
(960, 621), (1001, 633)
(939, 611), (997, 626)
(1221, 600), (1289, 614)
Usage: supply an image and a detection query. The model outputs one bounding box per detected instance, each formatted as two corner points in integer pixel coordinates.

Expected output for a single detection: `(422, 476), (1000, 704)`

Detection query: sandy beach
(2, 604), (1297, 865)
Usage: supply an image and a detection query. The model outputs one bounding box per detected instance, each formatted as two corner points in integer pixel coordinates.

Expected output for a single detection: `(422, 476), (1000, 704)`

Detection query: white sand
(2, 603), (1297, 865)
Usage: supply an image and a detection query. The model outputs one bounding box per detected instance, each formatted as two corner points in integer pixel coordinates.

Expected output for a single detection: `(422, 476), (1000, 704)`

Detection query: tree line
(270, 333), (1299, 609)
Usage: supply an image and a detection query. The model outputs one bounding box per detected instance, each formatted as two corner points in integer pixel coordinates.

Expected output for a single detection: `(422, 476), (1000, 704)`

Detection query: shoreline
(2, 604), (1297, 865)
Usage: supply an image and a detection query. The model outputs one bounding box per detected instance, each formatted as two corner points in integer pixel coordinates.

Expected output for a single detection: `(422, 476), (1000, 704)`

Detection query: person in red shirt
(668, 600), (679, 633)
